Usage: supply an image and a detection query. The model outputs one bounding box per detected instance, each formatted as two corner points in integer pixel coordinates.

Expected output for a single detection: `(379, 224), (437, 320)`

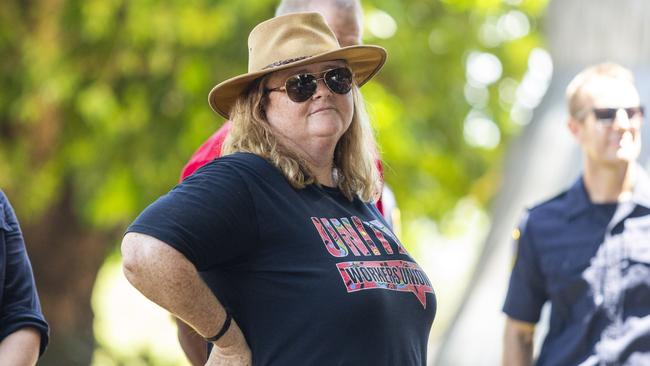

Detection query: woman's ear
(258, 95), (268, 120)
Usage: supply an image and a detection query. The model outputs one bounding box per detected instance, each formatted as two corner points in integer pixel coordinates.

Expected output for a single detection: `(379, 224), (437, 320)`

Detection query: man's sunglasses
(592, 106), (645, 122)
(266, 67), (354, 103)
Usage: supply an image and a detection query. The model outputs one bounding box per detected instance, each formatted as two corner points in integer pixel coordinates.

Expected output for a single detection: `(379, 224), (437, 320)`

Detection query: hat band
(263, 55), (312, 70)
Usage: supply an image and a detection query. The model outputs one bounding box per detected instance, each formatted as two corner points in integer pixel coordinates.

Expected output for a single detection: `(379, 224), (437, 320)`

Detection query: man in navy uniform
(503, 63), (650, 365)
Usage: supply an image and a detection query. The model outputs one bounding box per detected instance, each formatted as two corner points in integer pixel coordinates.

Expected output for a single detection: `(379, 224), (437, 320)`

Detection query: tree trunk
(22, 183), (115, 366)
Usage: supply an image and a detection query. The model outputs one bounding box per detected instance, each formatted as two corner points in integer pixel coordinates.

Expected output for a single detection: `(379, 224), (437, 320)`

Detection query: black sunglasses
(592, 106), (645, 122)
(266, 67), (354, 103)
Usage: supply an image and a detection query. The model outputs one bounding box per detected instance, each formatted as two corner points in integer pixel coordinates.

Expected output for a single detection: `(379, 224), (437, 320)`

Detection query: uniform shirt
(129, 153), (436, 366)
(0, 191), (49, 356)
(503, 169), (650, 365)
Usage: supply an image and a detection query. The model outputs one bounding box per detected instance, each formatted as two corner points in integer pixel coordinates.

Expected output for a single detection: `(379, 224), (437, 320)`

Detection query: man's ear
(567, 117), (581, 139)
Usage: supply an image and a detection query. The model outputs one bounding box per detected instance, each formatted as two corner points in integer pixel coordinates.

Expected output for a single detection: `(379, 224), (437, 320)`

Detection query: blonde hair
(222, 77), (381, 202)
(566, 62), (636, 120)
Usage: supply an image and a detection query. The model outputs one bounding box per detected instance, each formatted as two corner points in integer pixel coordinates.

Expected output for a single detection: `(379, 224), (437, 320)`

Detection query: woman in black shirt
(122, 12), (435, 366)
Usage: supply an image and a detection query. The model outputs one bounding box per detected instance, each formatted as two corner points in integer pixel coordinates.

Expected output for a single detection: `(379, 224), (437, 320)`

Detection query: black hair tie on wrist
(205, 310), (232, 343)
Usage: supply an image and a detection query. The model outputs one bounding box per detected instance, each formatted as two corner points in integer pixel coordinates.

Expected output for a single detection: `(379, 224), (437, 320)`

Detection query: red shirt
(180, 121), (385, 215)
(180, 121), (234, 180)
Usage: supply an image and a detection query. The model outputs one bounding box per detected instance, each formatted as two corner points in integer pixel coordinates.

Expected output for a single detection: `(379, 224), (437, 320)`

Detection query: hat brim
(208, 45), (387, 119)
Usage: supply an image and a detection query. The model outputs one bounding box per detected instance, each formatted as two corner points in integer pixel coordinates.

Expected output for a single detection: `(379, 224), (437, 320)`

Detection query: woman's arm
(0, 327), (40, 366)
(121, 232), (251, 365)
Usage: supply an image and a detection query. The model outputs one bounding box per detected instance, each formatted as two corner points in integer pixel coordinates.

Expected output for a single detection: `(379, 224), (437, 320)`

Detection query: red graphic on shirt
(336, 260), (434, 308)
(310, 216), (431, 307)
(310, 216), (407, 257)
(331, 218), (371, 256)
(311, 217), (348, 257)
(345, 217), (381, 255)
(367, 219), (408, 255)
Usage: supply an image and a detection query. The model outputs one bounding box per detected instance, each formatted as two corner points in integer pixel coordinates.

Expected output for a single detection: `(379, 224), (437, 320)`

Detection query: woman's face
(263, 60), (354, 156)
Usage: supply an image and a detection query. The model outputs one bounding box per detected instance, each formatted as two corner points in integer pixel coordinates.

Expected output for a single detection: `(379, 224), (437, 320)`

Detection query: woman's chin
(308, 122), (345, 138)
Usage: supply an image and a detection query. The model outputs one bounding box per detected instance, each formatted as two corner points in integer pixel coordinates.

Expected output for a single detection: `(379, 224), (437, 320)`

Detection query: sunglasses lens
(626, 107), (644, 119)
(324, 68), (353, 94)
(281, 68), (353, 102)
(593, 107), (645, 122)
(593, 108), (617, 121)
(285, 74), (317, 102)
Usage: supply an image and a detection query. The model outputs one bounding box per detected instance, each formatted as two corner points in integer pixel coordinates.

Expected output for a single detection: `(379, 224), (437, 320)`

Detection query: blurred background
(2, 0), (649, 365)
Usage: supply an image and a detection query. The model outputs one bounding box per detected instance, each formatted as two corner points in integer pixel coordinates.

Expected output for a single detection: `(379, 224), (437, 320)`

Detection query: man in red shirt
(176, 1), (399, 364)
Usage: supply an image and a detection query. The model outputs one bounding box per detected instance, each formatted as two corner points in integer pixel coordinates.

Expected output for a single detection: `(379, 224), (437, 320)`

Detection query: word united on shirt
(311, 216), (434, 308)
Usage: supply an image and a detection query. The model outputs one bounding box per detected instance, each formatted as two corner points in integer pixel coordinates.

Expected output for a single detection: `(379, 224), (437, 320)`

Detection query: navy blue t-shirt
(128, 153), (436, 366)
(0, 191), (49, 356)
(504, 175), (650, 365)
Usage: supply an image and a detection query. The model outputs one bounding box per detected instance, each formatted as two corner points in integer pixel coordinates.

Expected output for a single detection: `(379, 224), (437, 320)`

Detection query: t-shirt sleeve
(0, 192), (50, 356)
(127, 158), (259, 271)
(502, 211), (547, 323)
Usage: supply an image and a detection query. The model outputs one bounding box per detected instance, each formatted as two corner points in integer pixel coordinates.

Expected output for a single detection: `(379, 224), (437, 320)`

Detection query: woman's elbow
(121, 232), (146, 284)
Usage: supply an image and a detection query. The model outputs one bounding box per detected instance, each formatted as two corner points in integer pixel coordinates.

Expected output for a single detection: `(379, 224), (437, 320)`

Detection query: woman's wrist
(211, 319), (247, 351)
(205, 310), (232, 343)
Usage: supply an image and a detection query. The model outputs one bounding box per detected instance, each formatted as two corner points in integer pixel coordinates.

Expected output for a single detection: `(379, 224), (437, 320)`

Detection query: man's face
(309, 3), (362, 47)
(569, 78), (643, 166)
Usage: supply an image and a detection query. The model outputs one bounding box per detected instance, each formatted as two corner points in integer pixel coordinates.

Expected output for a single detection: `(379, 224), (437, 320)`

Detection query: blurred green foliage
(366, 0), (547, 227)
(0, 0), (548, 362)
(0, 0), (547, 228)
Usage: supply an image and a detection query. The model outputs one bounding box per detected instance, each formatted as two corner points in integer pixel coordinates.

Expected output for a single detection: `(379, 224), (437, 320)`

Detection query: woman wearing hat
(122, 12), (435, 366)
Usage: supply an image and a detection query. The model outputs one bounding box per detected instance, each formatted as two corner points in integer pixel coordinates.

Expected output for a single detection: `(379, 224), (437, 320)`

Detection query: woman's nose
(311, 77), (332, 99)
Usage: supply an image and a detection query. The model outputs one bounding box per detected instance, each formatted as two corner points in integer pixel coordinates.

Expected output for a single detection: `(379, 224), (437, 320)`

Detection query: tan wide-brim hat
(208, 12), (387, 119)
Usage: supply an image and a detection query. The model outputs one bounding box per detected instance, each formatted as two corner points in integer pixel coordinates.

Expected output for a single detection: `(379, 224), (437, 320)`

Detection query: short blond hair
(566, 62), (636, 120)
(222, 77), (381, 203)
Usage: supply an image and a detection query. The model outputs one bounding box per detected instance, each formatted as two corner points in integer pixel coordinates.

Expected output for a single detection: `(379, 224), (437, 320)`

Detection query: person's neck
(280, 136), (337, 187)
(312, 163), (336, 187)
(583, 159), (636, 203)
(307, 147), (337, 187)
